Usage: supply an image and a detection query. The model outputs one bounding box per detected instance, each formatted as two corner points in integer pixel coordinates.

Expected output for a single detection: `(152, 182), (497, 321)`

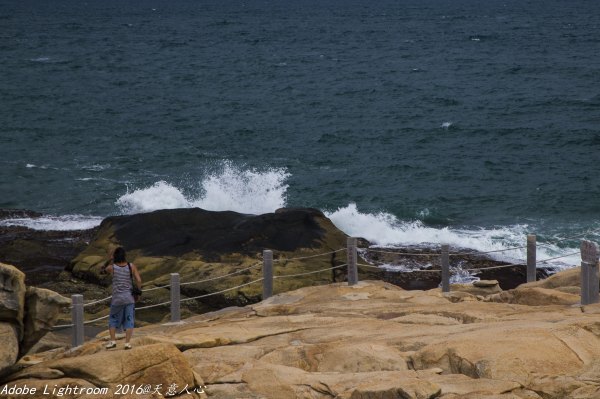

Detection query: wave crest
(325, 203), (580, 269)
(116, 163), (289, 215)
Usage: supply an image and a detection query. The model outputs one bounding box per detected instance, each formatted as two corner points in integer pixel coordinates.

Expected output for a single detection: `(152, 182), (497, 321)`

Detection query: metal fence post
(170, 273), (180, 322)
(71, 294), (84, 348)
(263, 250), (273, 299)
(441, 244), (450, 293)
(527, 234), (537, 283)
(347, 237), (358, 286)
(581, 240), (600, 305)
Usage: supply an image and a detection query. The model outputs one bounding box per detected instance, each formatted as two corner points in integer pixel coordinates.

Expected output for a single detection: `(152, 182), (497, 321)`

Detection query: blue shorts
(109, 303), (135, 330)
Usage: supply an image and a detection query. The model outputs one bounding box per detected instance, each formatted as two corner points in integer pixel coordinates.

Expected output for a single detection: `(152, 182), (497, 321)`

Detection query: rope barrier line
(274, 264), (348, 279)
(52, 323), (74, 329)
(80, 263), (264, 307)
(83, 295), (113, 307)
(180, 262), (262, 287)
(461, 262), (524, 272)
(53, 313), (111, 329)
(536, 251), (580, 264)
(51, 235), (595, 333)
(358, 263), (442, 273)
(364, 249), (442, 256)
(136, 300), (172, 311)
(365, 245), (530, 257)
(180, 278), (265, 304)
(357, 263), (380, 269)
(83, 314), (110, 324)
(142, 285), (170, 292)
(475, 245), (528, 254)
(272, 248), (346, 263)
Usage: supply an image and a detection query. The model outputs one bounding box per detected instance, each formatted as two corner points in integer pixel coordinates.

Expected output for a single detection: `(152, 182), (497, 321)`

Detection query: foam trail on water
(0, 215), (104, 231)
(116, 163), (289, 215)
(325, 203), (581, 270)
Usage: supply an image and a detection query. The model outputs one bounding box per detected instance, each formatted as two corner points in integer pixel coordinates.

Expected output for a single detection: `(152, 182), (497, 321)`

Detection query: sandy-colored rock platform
(3, 266), (600, 398)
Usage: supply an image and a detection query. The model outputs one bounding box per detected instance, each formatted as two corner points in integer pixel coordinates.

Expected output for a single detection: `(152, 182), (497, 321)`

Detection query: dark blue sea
(1, 0), (600, 268)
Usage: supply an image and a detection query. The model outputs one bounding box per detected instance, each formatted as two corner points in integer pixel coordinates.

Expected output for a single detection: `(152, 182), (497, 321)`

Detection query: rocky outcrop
(5, 343), (203, 398)
(0, 210), (96, 287)
(3, 268), (600, 398)
(69, 208), (382, 316)
(0, 263), (70, 377)
(21, 287), (70, 356)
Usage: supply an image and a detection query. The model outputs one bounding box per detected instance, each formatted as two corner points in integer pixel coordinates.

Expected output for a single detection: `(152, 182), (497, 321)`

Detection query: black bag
(128, 263), (142, 301)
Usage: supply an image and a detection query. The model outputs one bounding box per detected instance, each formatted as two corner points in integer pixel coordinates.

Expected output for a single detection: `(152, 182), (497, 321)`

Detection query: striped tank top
(111, 263), (135, 305)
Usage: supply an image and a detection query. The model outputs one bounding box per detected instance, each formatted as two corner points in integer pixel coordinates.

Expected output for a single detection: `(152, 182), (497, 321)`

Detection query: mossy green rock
(70, 208), (379, 314)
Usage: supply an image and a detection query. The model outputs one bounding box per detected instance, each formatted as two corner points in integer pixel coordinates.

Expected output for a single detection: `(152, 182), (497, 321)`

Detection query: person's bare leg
(125, 328), (133, 343)
(105, 327), (117, 348)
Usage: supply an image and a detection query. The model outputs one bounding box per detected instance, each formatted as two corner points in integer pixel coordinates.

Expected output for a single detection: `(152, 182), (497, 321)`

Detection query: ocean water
(1, 0), (600, 269)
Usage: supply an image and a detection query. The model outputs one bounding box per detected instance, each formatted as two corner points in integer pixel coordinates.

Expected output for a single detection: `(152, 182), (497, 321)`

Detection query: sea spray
(195, 163), (289, 213)
(325, 203), (580, 269)
(116, 163), (289, 215)
(116, 181), (190, 214)
(0, 215), (104, 231)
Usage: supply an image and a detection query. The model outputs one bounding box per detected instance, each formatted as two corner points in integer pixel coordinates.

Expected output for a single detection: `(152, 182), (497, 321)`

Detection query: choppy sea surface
(1, 0), (600, 270)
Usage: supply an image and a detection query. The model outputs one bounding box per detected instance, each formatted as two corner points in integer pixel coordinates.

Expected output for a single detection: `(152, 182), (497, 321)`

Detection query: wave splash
(325, 203), (581, 270)
(116, 163), (289, 215)
(0, 215), (104, 231)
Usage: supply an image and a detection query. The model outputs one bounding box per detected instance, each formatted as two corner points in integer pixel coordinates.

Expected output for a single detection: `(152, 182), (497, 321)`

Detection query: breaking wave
(116, 162), (289, 215)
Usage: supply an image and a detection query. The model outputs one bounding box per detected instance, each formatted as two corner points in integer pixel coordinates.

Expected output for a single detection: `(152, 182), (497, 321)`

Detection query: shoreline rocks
(0, 207), (564, 327)
(0, 263), (70, 378)
(2, 270), (599, 398)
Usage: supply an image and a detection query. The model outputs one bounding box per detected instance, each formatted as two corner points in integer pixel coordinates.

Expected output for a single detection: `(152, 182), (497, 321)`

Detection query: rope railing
(475, 245), (528, 254)
(180, 262), (262, 287)
(274, 264), (348, 279)
(536, 251), (580, 264)
(53, 314), (111, 329)
(363, 248), (441, 256)
(79, 262), (264, 308)
(83, 295), (113, 307)
(364, 245), (531, 257)
(59, 233), (600, 349)
(359, 249), (581, 273)
(272, 248), (346, 263)
(180, 278), (264, 304)
(141, 284), (170, 292)
(461, 262), (524, 272)
(358, 263), (442, 273)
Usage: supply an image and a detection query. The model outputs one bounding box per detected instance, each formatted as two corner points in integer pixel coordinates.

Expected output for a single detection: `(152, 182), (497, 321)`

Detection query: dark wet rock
(363, 247), (550, 291)
(0, 227), (97, 286)
(88, 207), (330, 258)
(0, 209), (97, 286)
(1, 207), (558, 330)
(69, 207), (354, 320)
(0, 209), (43, 220)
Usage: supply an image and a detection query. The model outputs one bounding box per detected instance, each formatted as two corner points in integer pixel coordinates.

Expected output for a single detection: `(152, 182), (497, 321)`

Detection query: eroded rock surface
(0, 263), (70, 377)
(3, 268), (600, 398)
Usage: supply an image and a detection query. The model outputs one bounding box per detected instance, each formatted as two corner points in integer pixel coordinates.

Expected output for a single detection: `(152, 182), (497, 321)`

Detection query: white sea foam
(25, 163), (53, 170)
(81, 164), (110, 172)
(116, 181), (190, 213)
(116, 163), (289, 215)
(0, 215), (103, 231)
(325, 203), (581, 270)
